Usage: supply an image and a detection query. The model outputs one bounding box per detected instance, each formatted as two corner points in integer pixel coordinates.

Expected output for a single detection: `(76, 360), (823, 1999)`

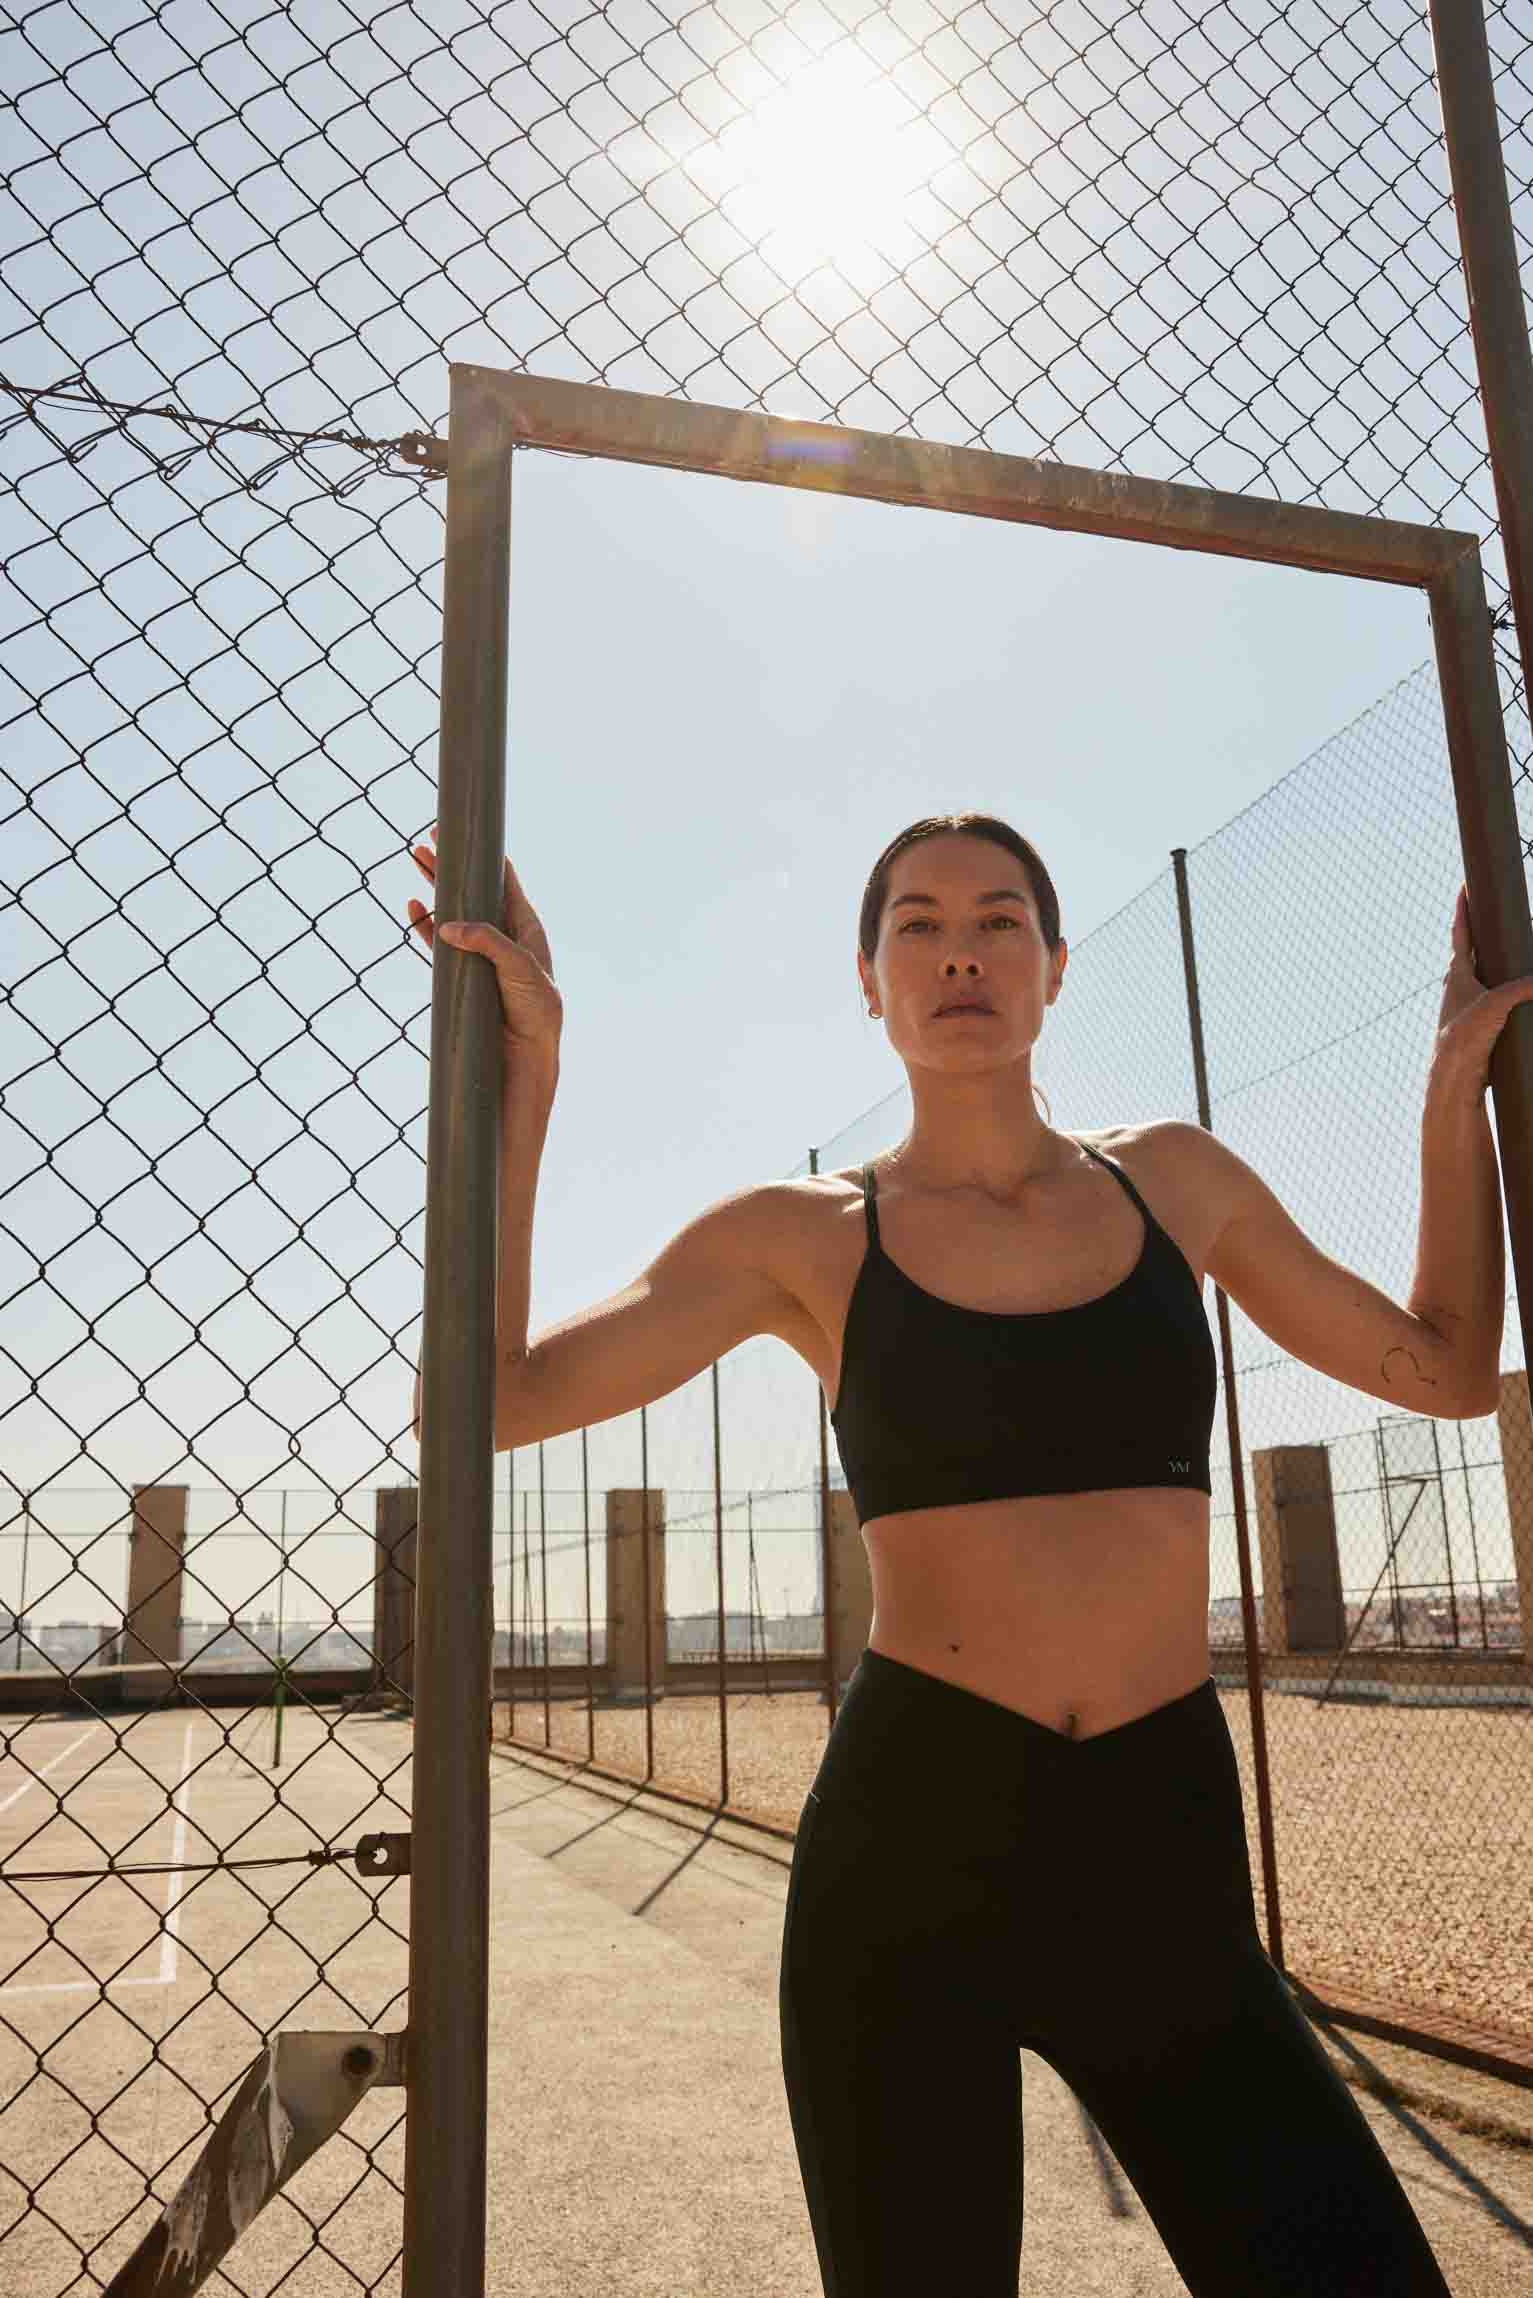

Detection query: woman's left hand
(1434, 883), (1533, 1095)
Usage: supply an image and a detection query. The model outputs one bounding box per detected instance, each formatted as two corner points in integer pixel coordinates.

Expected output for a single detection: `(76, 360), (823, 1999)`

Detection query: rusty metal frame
(1428, 0), (1533, 766)
(416, 362), (1533, 2296)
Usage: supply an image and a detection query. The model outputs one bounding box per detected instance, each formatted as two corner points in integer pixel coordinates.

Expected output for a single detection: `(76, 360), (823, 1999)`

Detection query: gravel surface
(495, 1676), (1533, 2045)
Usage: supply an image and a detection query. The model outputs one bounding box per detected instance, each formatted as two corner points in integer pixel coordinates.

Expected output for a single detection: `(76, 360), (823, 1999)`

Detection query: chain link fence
(492, 651), (1532, 2076)
(4, 0), (1533, 2287)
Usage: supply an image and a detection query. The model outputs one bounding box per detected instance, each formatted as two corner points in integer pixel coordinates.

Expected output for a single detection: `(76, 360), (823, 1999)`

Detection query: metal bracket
(105, 2029), (408, 2295)
(396, 429), (448, 473)
(355, 1831), (411, 1877)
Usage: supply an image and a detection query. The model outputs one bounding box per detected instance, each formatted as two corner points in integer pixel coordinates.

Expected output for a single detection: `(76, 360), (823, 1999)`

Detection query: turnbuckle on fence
(105, 2029), (408, 2298)
(103, 1836), (412, 2298)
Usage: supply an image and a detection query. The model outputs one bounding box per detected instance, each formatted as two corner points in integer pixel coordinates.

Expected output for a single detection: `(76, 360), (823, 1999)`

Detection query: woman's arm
(413, 1048), (559, 1440)
(486, 1175), (801, 1454)
(413, 1054), (799, 1451)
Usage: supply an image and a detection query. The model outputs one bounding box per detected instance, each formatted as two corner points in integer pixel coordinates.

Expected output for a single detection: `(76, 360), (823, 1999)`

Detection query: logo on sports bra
(1168, 1459), (1191, 1474)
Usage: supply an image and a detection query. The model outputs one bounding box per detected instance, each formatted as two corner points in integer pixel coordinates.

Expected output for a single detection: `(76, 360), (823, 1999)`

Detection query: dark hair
(858, 813), (1061, 960)
(858, 813), (1061, 1121)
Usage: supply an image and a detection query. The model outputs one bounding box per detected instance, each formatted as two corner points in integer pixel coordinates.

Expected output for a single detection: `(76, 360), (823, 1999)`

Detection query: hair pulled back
(858, 813), (1061, 1122)
(859, 812), (1061, 959)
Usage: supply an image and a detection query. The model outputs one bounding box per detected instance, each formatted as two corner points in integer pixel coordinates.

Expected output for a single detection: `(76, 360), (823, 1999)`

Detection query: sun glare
(697, 52), (937, 272)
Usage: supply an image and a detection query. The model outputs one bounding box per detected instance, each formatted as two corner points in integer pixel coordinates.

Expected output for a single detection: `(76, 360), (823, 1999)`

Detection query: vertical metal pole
(1436, 1424), (1462, 1648)
(17, 1501), (30, 1671)
(539, 1440), (550, 1739)
(1428, 6), (1533, 1583)
(1427, 546), (1533, 1399)
(1385, 1460), (1405, 1647)
(1169, 847), (1284, 1970)
(582, 1426), (594, 1762)
(640, 1404), (655, 1779)
(498, 1452), (510, 1728)
(748, 1495), (765, 1679)
(808, 1145), (838, 1724)
(712, 1359), (729, 1807)
(1426, 0), (1533, 707)
(402, 363), (510, 2298)
(521, 1509), (534, 1699)
(1453, 1422), (1490, 1647)
(507, 1454), (516, 1735)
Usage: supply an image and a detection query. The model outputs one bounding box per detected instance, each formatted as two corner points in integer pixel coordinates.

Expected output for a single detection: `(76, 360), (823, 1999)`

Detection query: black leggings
(778, 1646), (1453, 2296)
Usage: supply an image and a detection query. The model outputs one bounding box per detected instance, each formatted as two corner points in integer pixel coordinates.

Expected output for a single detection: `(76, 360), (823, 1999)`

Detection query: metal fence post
(1427, 0), (1533, 712)
(808, 1144), (838, 1722)
(1170, 849), (1284, 1968)
(402, 363), (512, 2298)
(1427, 10), (1533, 1454)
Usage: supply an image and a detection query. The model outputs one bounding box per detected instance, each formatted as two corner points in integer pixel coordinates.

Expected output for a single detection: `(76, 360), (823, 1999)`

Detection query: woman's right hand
(406, 825), (564, 1057)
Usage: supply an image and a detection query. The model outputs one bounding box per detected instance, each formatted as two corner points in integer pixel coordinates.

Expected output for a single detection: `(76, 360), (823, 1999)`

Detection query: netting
(4, 0), (1532, 2286)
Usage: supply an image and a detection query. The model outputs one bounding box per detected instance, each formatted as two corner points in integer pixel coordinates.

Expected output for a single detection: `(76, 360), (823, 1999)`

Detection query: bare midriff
(862, 1488), (1212, 1741)
(768, 1124), (1223, 1743)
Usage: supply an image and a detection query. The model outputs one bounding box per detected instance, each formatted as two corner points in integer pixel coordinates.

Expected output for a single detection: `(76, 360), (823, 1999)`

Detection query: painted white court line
(0, 1723), (99, 1817)
(0, 1718), (197, 1998)
(157, 1717), (194, 1983)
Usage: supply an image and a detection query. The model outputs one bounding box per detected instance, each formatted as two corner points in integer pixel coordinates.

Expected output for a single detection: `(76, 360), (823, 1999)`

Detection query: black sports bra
(829, 1139), (1218, 1524)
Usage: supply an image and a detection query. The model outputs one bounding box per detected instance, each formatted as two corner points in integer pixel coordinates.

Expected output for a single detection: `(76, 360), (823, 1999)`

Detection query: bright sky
(491, 451), (1510, 1626)
(509, 440), (1434, 1309)
(3, 0), (1522, 1644)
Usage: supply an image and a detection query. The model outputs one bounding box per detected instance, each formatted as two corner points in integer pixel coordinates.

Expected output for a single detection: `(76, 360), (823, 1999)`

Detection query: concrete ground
(485, 1739), (1533, 2298)
(1, 1701), (1527, 2293)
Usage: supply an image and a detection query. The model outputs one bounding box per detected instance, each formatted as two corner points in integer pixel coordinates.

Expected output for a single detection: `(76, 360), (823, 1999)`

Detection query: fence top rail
(456, 366), (1474, 590)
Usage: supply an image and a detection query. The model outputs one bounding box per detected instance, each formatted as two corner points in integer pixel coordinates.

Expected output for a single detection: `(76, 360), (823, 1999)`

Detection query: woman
(409, 811), (1518, 2296)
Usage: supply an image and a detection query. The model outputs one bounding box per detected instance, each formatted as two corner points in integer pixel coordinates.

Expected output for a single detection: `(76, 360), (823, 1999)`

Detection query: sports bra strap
(1077, 1136), (1155, 1224)
(861, 1140), (1154, 1242)
(860, 1162), (882, 1250)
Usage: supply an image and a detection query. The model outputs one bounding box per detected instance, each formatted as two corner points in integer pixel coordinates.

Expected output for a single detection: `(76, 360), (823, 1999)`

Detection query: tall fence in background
(6, 1), (1533, 2291)
(492, 643), (1533, 2099)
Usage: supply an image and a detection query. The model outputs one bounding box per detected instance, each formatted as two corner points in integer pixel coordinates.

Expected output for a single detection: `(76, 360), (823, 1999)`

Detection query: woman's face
(859, 833), (1065, 1062)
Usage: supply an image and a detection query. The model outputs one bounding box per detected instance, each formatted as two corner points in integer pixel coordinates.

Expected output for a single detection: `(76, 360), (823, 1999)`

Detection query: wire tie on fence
(0, 1844), (368, 1886)
(396, 431), (448, 473)
(0, 376), (449, 481)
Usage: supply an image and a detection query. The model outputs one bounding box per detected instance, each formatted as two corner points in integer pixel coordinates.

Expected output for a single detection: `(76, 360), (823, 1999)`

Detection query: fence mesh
(4, 0), (1533, 2286)
(496, 651), (1532, 2059)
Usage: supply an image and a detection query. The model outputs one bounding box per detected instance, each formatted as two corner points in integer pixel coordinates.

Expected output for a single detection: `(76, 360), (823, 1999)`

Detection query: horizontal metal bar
(459, 366), (1469, 588)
